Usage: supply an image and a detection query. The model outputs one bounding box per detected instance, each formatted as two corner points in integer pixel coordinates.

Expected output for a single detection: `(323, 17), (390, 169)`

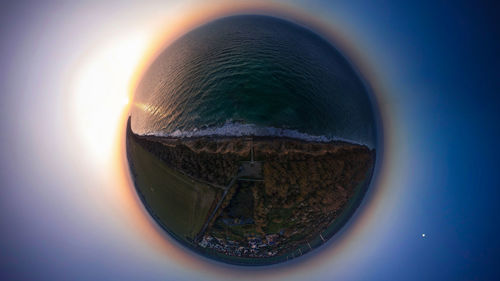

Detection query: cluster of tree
(254, 144), (375, 252)
(134, 136), (240, 186)
(262, 147), (373, 207)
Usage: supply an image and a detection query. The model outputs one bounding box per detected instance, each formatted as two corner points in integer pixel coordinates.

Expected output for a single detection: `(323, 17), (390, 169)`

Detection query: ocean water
(131, 15), (377, 148)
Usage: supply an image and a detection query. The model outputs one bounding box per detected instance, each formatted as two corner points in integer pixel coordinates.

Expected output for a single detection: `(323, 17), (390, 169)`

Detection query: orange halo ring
(113, 1), (393, 278)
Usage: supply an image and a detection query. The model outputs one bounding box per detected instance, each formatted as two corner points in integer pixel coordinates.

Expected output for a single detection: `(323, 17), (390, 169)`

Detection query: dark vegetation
(127, 118), (375, 261)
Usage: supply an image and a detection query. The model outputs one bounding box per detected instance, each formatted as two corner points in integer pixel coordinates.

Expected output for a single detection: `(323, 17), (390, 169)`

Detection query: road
(195, 175), (238, 242)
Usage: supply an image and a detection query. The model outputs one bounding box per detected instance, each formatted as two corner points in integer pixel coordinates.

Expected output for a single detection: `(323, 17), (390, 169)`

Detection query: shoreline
(126, 117), (376, 266)
(137, 134), (374, 158)
(141, 132), (375, 150)
(141, 133), (368, 147)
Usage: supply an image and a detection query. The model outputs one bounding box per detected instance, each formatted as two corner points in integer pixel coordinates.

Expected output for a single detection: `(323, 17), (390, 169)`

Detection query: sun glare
(71, 34), (149, 164)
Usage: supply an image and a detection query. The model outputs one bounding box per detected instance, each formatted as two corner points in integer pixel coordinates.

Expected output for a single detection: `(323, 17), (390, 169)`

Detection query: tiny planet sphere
(126, 15), (378, 265)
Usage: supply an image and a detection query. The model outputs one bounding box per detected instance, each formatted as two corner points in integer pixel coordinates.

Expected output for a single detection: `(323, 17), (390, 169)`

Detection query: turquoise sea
(131, 15), (377, 148)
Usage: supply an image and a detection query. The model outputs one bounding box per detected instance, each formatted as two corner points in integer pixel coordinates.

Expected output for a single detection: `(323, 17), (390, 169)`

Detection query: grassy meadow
(128, 136), (218, 242)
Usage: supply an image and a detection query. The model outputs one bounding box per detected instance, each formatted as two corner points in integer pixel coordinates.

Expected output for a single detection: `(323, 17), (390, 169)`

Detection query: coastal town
(198, 234), (280, 258)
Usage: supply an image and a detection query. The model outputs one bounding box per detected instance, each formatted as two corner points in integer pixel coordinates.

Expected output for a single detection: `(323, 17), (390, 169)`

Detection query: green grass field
(128, 137), (218, 242)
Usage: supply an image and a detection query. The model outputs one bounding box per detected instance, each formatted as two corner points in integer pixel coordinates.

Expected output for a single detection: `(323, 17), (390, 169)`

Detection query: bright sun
(71, 34), (149, 164)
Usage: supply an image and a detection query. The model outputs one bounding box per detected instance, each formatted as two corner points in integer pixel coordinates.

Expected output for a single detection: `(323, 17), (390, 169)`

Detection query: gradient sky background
(1, 1), (499, 280)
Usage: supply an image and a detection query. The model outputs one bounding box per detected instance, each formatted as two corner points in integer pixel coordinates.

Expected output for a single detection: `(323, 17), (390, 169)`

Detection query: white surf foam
(144, 121), (364, 145)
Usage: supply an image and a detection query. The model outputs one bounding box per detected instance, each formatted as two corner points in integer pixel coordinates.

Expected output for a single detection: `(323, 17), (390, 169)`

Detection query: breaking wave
(144, 121), (364, 145)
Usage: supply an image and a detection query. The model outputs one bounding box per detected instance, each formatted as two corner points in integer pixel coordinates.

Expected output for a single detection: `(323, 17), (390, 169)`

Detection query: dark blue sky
(315, 1), (500, 280)
(310, 1), (500, 280)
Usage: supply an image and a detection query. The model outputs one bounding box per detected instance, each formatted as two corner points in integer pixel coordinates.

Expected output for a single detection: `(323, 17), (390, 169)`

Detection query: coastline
(125, 117), (376, 266)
